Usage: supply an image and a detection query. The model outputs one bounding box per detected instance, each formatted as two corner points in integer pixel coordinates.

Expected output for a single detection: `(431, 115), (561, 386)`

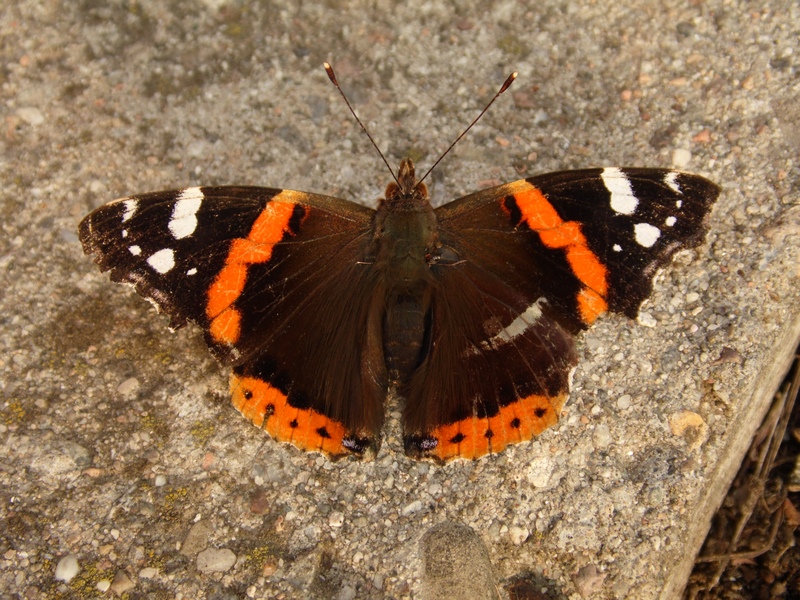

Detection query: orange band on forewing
(513, 187), (561, 230)
(537, 220), (586, 249)
(565, 246), (608, 296)
(428, 392), (568, 461)
(226, 238), (274, 265)
(230, 375), (350, 456)
(509, 184), (609, 324)
(206, 198), (298, 344)
(207, 263), (248, 319)
(248, 201), (300, 245)
(577, 288), (608, 324)
(208, 308), (242, 345)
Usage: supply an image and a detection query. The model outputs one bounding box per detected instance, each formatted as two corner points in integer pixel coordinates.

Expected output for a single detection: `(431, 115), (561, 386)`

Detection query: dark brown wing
(80, 186), (385, 458)
(403, 168), (719, 460)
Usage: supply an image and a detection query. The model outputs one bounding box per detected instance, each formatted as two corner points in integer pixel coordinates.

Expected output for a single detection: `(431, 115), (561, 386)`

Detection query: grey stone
(196, 548), (236, 573)
(180, 520), (213, 557)
(420, 521), (498, 600)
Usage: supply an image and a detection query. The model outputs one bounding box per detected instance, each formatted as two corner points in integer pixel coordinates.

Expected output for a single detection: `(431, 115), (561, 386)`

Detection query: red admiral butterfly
(79, 66), (719, 461)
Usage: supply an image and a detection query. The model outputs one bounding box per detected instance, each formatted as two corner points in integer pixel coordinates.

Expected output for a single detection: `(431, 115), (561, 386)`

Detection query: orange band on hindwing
(426, 392), (568, 461)
(206, 195), (300, 345)
(506, 183), (609, 324)
(230, 374), (351, 456)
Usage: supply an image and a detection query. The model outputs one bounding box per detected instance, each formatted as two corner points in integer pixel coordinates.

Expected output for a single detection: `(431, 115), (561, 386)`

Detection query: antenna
(324, 62), (399, 186)
(418, 71), (517, 185)
(324, 63), (518, 186)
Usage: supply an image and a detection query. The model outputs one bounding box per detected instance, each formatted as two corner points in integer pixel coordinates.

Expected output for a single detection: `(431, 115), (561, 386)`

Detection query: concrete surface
(1, 1), (799, 598)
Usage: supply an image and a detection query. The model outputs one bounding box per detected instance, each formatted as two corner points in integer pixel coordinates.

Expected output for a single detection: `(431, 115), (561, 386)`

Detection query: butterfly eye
(384, 182), (400, 199)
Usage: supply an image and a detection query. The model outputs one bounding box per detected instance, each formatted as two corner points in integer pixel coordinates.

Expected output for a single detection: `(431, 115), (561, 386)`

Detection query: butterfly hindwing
(402, 257), (578, 461)
(402, 167), (720, 460)
(80, 186), (386, 458)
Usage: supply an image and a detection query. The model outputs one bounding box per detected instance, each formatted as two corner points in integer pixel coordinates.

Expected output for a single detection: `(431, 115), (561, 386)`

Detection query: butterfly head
(384, 158), (428, 203)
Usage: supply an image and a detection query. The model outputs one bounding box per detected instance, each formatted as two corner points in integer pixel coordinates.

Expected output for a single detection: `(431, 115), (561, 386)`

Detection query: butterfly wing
(403, 168), (719, 460)
(80, 186), (386, 458)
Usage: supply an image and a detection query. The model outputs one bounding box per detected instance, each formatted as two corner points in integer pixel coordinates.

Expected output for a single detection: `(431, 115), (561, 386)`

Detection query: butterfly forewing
(523, 168), (719, 318)
(80, 185), (385, 458)
(435, 168), (720, 328)
(79, 187), (284, 342)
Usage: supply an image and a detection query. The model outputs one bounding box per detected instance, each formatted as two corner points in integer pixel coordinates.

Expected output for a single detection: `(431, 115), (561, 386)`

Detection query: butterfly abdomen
(372, 165), (439, 385)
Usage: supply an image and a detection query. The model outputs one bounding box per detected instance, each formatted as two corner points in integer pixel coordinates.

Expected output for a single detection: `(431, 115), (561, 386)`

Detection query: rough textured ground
(1, 1), (799, 598)
(687, 349), (800, 599)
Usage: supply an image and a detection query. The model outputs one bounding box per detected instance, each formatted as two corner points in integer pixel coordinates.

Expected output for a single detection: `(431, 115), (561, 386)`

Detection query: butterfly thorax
(373, 158), (438, 290)
(373, 158), (439, 382)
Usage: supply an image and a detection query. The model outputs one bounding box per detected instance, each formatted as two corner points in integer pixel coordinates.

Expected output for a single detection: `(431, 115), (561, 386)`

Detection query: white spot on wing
(481, 300), (544, 351)
(664, 171), (681, 194)
(186, 267), (197, 276)
(602, 167), (638, 215)
(499, 302), (543, 341)
(676, 199), (683, 209)
(128, 245), (142, 256)
(634, 223), (661, 248)
(178, 187), (204, 202)
(121, 229), (128, 238)
(127, 273), (170, 314)
(567, 366), (577, 392)
(147, 248), (175, 274)
(122, 199), (138, 222)
(613, 243), (622, 252)
(168, 188), (203, 239)
(665, 216), (677, 227)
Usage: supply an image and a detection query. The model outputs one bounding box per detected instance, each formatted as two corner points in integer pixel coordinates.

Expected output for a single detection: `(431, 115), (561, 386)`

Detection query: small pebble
(637, 311), (657, 328)
(574, 563), (606, 597)
(509, 525), (529, 546)
(338, 585), (357, 600)
(668, 410), (709, 452)
(110, 570), (134, 594)
(54, 554), (79, 583)
(672, 148), (692, 168)
(17, 107), (44, 125)
(402, 500), (423, 516)
(593, 424), (612, 449)
(329, 511), (344, 528)
(197, 548), (237, 573)
(526, 457), (555, 488)
(116, 377), (140, 397)
(180, 520), (212, 556)
(373, 573), (384, 590)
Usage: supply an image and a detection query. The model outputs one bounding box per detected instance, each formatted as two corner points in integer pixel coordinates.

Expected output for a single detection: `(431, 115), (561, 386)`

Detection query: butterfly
(79, 66), (719, 461)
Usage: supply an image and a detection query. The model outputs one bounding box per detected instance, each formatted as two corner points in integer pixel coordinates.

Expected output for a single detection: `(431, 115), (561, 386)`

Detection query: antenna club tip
(500, 72), (518, 94)
(324, 62), (337, 84)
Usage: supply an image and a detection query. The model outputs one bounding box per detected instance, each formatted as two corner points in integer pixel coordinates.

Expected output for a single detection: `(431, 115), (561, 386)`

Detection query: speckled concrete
(2, 1), (799, 598)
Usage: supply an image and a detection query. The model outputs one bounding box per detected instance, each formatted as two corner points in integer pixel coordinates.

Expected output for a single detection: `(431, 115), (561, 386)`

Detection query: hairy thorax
(371, 159), (440, 383)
